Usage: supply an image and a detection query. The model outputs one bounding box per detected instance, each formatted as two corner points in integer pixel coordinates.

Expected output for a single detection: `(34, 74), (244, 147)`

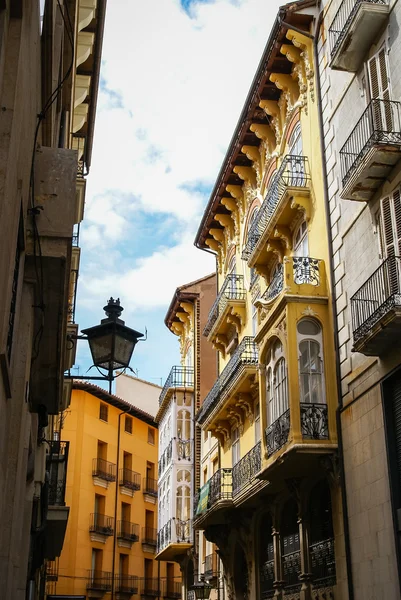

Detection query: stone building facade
(0, 1), (104, 598)
(318, 0), (401, 597)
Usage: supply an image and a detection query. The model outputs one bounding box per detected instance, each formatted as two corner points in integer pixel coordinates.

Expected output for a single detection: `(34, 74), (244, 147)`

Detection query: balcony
(241, 156), (310, 270)
(158, 441), (173, 477)
(310, 538), (336, 589)
(119, 467), (141, 492)
(329, 0), (389, 72)
(340, 99), (401, 201)
(87, 570), (112, 592)
(232, 441), (261, 499)
(159, 366), (194, 406)
(142, 527), (157, 552)
(45, 441), (70, 560)
(203, 274), (246, 347)
(115, 574), (139, 596)
(265, 403), (329, 457)
(197, 337), (258, 427)
(143, 477), (158, 497)
(117, 520), (140, 544)
(256, 257), (327, 336)
(351, 256), (401, 355)
(156, 518), (192, 561)
(142, 578), (161, 597)
(89, 513), (114, 537)
(163, 582), (182, 599)
(204, 553), (218, 581)
(92, 457), (116, 483)
(194, 468), (233, 529)
(116, 575), (139, 595)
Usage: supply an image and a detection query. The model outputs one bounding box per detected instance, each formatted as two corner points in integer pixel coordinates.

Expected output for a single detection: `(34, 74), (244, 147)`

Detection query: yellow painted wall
(56, 388), (181, 596)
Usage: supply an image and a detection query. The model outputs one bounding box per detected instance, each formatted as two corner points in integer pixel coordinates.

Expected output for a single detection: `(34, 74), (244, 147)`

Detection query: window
(203, 468), (208, 484)
(252, 301), (258, 336)
(266, 339), (289, 425)
(368, 44), (392, 131)
(176, 469), (191, 521)
(297, 319), (325, 405)
(177, 409), (191, 440)
(293, 221), (309, 257)
(247, 208), (259, 287)
(99, 403), (108, 422)
(255, 403), (261, 444)
(288, 122), (302, 156)
(148, 427), (155, 445)
(125, 415), (133, 434)
(232, 427), (240, 466)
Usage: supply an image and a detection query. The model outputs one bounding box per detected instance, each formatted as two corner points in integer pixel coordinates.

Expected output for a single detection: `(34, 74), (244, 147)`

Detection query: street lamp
(68, 297), (144, 393)
(191, 581), (213, 600)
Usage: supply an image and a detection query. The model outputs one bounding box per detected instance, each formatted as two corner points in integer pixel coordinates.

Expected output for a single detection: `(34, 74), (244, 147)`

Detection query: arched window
(293, 221), (308, 257)
(247, 208), (259, 287)
(176, 469), (191, 521)
(266, 339), (289, 424)
(297, 319), (324, 404)
(177, 409), (191, 440)
(288, 122), (302, 156)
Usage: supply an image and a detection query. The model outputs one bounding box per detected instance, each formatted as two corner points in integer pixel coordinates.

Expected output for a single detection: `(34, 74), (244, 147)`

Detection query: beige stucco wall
(116, 374), (162, 418)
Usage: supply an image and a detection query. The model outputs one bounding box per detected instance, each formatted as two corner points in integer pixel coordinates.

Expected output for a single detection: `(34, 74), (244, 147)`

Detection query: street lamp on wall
(191, 581), (213, 600)
(67, 297), (144, 393)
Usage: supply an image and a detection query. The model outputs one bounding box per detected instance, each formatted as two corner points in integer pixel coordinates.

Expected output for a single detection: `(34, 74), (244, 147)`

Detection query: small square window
(99, 403), (108, 422)
(148, 427), (155, 445)
(125, 415), (133, 434)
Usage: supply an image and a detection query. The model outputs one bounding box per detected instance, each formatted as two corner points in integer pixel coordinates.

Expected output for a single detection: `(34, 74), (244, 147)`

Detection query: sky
(75, 0), (284, 390)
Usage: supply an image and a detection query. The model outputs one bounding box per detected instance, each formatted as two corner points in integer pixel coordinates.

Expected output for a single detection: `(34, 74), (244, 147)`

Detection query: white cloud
(80, 233), (215, 315)
(80, 0), (284, 315)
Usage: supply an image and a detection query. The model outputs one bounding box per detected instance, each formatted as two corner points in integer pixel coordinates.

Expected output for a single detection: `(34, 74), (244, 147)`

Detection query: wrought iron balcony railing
(143, 477), (158, 496)
(204, 553), (218, 580)
(340, 99), (401, 189)
(260, 559), (275, 600)
(262, 257), (322, 305)
(197, 337), (258, 424)
(92, 457), (116, 482)
(142, 527), (158, 546)
(300, 403), (329, 440)
(176, 438), (192, 461)
(329, 0), (388, 59)
(87, 570), (113, 591)
(283, 549), (301, 592)
(310, 538), (336, 588)
(67, 269), (79, 325)
(47, 440), (69, 506)
(89, 513), (114, 536)
(157, 520), (172, 553)
(265, 409), (291, 456)
(142, 578), (161, 597)
(158, 440), (173, 476)
(262, 264), (284, 303)
(118, 520), (140, 542)
(242, 155), (309, 262)
(120, 467), (141, 491)
(209, 468), (232, 505)
(351, 255), (401, 346)
(203, 274), (246, 337)
(163, 581), (182, 599)
(159, 366), (194, 405)
(232, 441), (261, 497)
(116, 574), (139, 594)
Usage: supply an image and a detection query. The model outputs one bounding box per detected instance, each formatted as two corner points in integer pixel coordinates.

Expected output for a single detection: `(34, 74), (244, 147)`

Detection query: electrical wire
(30, 0), (75, 364)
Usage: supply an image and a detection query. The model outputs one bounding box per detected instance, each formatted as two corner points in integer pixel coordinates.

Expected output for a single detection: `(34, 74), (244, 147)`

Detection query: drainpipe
(111, 407), (130, 600)
(311, 10), (355, 600)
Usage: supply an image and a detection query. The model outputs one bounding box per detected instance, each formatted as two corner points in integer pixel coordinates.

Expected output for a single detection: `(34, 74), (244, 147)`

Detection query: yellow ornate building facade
(54, 383), (181, 599)
(193, 1), (348, 599)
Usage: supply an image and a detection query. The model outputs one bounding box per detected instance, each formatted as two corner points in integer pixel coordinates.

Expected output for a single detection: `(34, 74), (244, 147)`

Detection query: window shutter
(381, 196), (395, 257)
(393, 188), (401, 254)
(368, 45), (392, 130)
